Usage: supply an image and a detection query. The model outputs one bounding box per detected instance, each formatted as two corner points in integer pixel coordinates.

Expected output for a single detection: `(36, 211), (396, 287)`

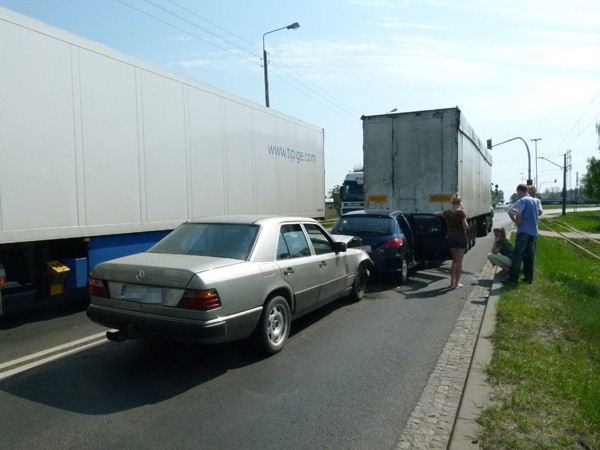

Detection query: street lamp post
(487, 137), (533, 185)
(530, 138), (542, 189)
(262, 22), (300, 108)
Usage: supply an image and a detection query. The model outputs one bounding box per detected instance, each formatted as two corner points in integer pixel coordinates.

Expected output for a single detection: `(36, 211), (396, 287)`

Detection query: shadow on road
(0, 338), (254, 414)
(0, 296), (357, 416)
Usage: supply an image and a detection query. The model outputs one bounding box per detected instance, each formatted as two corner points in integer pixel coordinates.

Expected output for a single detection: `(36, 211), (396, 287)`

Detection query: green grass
(541, 210), (600, 234)
(477, 232), (600, 449)
(542, 204), (599, 210)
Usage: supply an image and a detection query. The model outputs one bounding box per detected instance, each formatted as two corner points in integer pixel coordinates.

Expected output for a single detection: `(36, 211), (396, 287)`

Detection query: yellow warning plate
(367, 194), (388, 203)
(429, 194), (453, 203)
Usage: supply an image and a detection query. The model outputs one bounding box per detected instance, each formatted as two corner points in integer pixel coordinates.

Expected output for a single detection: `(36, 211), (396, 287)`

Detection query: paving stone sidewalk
(395, 261), (496, 450)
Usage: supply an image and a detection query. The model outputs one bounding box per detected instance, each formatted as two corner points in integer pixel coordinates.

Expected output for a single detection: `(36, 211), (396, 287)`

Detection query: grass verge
(540, 210), (600, 234)
(477, 232), (600, 449)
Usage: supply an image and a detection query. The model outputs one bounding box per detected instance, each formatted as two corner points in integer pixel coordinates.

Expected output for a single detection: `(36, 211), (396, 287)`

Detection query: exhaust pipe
(106, 329), (131, 342)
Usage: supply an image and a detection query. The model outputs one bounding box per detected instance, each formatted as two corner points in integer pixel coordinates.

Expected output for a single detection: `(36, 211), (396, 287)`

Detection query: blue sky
(2, 0), (599, 199)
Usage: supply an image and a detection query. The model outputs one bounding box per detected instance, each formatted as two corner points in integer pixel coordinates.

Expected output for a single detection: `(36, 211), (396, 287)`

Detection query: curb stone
(395, 261), (496, 450)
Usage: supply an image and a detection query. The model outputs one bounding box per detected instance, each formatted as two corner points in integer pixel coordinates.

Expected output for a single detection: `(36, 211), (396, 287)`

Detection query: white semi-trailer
(0, 7), (325, 316)
(362, 107), (493, 247)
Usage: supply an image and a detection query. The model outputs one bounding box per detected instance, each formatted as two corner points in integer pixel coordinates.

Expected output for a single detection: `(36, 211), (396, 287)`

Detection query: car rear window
(332, 216), (394, 236)
(149, 223), (259, 260)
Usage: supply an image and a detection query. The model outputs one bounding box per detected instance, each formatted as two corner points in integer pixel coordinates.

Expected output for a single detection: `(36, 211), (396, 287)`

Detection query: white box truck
(339, 163), (364, 214)
(0, 7), (325, 316)
(362, 107), (493, 247)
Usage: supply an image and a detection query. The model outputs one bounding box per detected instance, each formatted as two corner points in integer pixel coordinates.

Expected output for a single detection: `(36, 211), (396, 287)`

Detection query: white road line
(0, 331), (109, 381)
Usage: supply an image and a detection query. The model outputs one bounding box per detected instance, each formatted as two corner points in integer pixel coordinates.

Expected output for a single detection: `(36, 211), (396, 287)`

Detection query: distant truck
(0, 7), (325, 317)
(339, 163), (364, 214)
(362, 107), (493, 248)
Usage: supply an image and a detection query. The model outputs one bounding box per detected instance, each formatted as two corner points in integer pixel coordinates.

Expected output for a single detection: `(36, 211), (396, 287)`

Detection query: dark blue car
(331, 210), (448, 284)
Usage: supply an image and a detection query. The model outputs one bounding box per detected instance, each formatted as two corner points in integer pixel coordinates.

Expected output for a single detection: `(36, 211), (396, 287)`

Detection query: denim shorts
(447, 236), (467, 249)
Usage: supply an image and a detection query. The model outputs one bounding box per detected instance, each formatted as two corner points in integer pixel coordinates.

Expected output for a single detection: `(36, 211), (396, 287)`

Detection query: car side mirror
(347, 236), (363, 248)
(332, 241), (347, 253)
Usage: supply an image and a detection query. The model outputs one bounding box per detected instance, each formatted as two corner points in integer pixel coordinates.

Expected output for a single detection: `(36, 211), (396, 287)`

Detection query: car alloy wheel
(399, 257), (408, 285)
(252, 295), (291, 355)
(347, 264), (369, 301)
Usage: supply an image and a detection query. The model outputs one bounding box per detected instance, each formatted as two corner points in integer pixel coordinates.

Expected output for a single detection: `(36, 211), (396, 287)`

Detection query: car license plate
(120, 284), (162, 303)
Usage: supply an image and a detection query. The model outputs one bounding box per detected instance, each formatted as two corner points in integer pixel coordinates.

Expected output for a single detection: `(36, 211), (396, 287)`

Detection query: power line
(114, 0), (260, 67)
(143, 0), (258, 58)
(267, 66), (360, 121)
(164, 1), (362, 119)
(554, 87), (600, 153)
(263, 50), (363, 119)
(165, 0), (258, 52)
(116, 0), (361, 122)
(564, 110), (600, 150)
(265, 57), (360, 120)
(164, 0), (360, 119)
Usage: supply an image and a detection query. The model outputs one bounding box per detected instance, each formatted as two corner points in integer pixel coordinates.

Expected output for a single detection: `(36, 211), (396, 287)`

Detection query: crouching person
(488, 227), (513, 276)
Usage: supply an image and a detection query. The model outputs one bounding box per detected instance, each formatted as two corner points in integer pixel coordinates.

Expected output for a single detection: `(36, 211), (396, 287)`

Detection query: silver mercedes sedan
(87, 216), (373, 354)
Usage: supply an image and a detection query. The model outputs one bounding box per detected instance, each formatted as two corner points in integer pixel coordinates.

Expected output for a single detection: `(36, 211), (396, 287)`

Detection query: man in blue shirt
(507, 184), (542, 284)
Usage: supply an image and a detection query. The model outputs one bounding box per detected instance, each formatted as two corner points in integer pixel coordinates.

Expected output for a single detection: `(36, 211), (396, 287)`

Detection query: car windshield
(332, 216), (394, 236)
(148, 223), (259, 260)
(340, 182), (363, 201)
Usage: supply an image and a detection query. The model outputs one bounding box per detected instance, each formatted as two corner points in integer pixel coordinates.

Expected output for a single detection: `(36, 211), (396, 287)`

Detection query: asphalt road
(0, 232), (493, 449)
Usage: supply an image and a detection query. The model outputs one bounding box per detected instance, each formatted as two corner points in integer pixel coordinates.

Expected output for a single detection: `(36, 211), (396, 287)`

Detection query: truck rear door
(409, 214), (450, 262)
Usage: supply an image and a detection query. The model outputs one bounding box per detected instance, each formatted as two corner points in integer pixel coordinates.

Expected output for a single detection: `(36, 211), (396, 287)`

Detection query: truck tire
(468, 219), (476, 249)
(476, 216), (488, 237)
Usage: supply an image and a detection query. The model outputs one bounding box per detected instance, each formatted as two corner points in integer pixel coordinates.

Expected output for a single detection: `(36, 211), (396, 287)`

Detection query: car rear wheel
(252, 295), (291, 355)
(347, 264), (369, 302)
(398, 256), (408, 284)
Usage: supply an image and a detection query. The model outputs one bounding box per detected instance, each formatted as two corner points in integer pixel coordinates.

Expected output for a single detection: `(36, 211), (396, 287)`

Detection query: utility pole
(575, 172), (579, 212)
(262, 22), (300, 107)
(562, 153), (567, 216)
(530, 138), (542, 188)
(539, 155), (567, 216)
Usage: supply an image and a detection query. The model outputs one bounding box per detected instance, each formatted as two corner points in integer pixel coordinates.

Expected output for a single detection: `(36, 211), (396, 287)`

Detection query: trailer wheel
(468, 219), (476, 249)
(476, 217), (489, 237)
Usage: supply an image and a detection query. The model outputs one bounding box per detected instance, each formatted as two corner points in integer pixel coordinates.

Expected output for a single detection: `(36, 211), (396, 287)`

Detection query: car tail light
(384, 238), (403, 250)
(0, 275), (6, 288)
(178, 289), (221, 311)
(88, 277), (109, 297)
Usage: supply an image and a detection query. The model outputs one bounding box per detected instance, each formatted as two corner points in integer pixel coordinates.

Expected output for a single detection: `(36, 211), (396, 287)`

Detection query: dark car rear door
(395, 213), (415, 261)
(409, 214), (450, 262)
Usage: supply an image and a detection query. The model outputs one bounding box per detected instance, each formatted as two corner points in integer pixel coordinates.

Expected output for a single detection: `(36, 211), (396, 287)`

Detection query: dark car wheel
(252, 295), (291, 355)
(347, 264), (369, 302)
(398, 256), (408, 284)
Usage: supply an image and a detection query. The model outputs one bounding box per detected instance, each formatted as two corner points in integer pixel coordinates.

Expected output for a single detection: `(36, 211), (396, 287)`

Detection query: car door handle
(284, 268), (294, 276)
(319, 261), (327, 268)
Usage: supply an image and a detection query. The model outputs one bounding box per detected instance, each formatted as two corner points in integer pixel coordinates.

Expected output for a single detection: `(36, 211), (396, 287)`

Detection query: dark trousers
(509, 232), (537, 282)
